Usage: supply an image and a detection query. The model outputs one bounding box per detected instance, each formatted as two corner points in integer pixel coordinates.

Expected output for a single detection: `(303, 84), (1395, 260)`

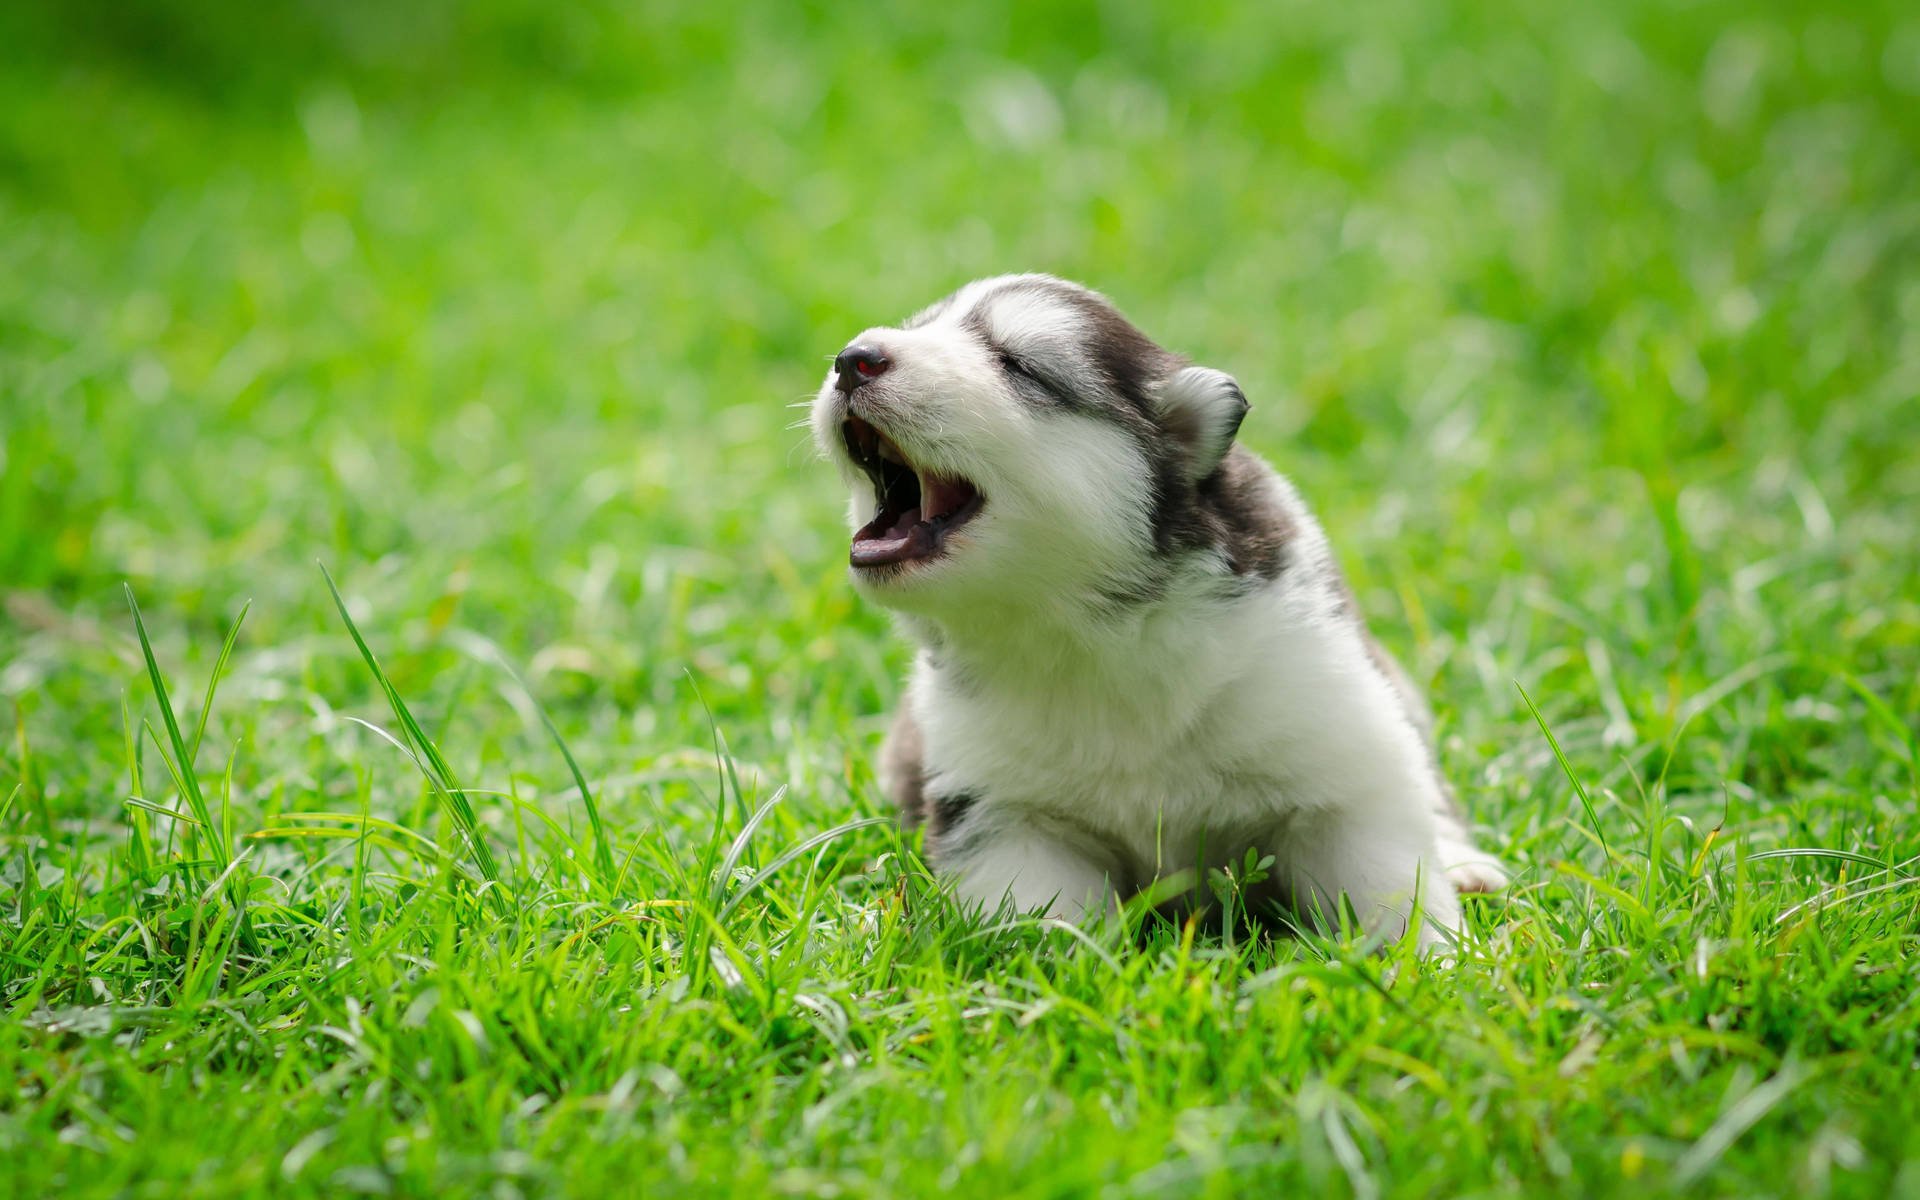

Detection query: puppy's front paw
(1436, 839), (1510, 894)
(1449, 862), (1509, 894)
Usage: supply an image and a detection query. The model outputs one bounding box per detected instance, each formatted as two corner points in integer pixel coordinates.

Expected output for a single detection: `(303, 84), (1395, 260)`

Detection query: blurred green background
(7, 0), (1917, 802)
(7, 0), (1915, 728)
(3, 1), (1919, 1193)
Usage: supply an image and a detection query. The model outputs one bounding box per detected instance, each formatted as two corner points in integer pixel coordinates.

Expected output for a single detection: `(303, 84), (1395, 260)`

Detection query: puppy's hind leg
(1264, 636), (1466, 951)
(1279, 802), (1462, 953)
(878, 703), (929, 827)
(1365, 635), (1508, 895)
(1430, 803), (1510, 895)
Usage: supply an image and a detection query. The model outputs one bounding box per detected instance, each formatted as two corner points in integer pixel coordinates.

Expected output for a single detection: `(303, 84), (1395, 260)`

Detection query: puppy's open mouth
(841, 415), (983, 569)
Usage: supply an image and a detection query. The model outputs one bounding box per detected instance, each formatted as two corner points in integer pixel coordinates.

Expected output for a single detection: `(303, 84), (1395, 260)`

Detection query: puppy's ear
(1153, 366), (1248, 482)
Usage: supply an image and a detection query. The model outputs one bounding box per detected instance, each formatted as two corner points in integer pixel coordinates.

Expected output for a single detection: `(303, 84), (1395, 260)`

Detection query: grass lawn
(3, 0), (1918, 1195)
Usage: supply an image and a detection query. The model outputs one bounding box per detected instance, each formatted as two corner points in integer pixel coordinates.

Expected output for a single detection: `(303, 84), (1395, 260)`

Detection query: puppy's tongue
(851, 506), (933, 566)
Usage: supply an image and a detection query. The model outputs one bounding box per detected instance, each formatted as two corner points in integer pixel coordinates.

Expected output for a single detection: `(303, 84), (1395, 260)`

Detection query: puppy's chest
(918, 666), (1299, 860)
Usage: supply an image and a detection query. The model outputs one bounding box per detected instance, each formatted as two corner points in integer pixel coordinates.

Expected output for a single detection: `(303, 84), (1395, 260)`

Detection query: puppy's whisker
(785, 432), (825, 468)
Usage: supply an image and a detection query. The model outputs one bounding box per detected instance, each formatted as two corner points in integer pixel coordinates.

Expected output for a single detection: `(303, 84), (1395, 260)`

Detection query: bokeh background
(3, 1), (1920, 1192)
(8, 0), (1916, 719)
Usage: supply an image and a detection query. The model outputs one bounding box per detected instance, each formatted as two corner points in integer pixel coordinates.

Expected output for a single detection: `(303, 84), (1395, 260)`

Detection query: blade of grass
(257, 811), (471, 861)
(318, 563), (505, 910)
(1517, 680), (1611, 865)
(445, 630), (614, 886)
(125, 584), (226, 866)
(714, 816), (891, 923)
(712, 786), (788, 906)
(188, 599), (251, 763)
(685, 670), (756, 878)
(1747, 848), (1902, 873)
(120, 690), (154, 878)
(124, 796), (203, 825)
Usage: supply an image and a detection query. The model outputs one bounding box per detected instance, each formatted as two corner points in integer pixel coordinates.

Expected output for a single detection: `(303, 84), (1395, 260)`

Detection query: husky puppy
(811, 274), (1506, 948)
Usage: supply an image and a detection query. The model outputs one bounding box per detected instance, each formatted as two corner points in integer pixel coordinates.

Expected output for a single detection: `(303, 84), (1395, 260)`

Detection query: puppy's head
(811, 274), (1254, 615)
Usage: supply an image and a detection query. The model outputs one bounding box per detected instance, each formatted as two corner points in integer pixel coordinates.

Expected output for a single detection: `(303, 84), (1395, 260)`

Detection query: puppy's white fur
(812, 275), (1506, 949)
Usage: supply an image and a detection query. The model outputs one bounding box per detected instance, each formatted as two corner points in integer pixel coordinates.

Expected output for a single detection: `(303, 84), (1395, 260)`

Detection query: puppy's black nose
(833, 345), (890, 393)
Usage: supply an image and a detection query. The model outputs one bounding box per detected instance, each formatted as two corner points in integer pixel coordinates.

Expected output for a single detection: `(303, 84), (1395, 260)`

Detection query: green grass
(4, 0), (1919, 1195)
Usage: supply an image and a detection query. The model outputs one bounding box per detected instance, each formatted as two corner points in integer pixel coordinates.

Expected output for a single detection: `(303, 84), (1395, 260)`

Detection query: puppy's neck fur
(900, 563), (1262, 751)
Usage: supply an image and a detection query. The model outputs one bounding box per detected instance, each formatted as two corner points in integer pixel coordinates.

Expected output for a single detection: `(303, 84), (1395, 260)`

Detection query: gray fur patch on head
(1189, 446), (1293, 579)
(947, 276), (1289, 584)
(957, 276), (1177, 425)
